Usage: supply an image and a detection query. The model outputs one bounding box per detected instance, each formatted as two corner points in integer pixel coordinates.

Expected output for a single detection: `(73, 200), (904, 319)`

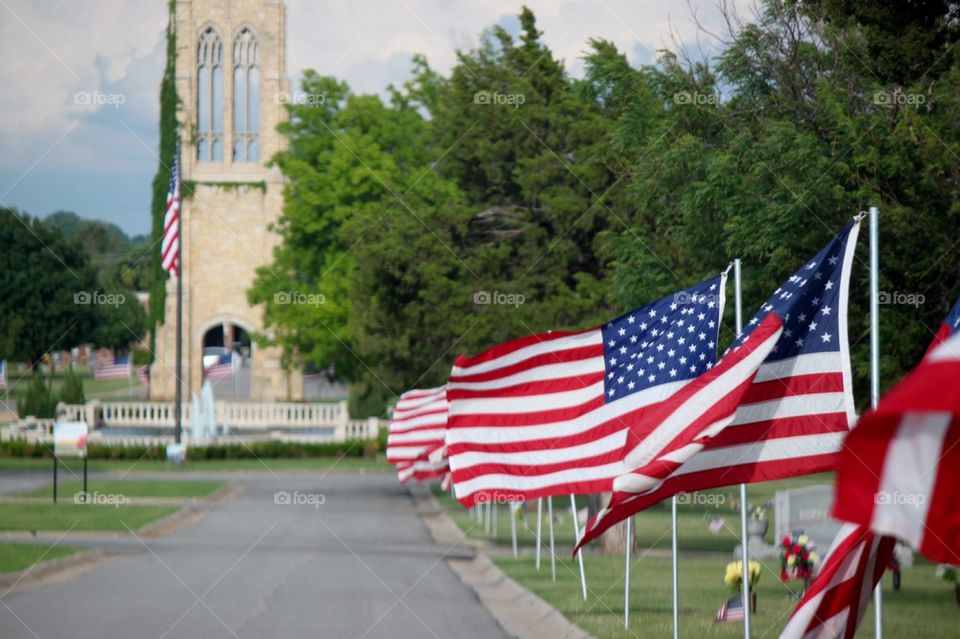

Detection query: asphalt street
(0, 472), (508, 639)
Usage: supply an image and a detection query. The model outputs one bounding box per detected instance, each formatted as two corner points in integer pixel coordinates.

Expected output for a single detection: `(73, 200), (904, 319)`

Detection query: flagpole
(548, 496), (556, 582)
(510, 500), (518, 558)
(570, 494), (587, 601)
(869, 205), (883, 639)
(672, 495), (680, 639)
(174, 139), (183, 447)
(735, 258), (751, 638)
(624, 515), (632, 628)
(536, 498), (543, 570)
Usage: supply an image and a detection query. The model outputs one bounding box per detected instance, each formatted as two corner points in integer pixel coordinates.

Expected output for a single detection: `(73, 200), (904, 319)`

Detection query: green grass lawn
(0, 542), (84, 573)
(434, 475), (832, 553)
(17, 478), (225, 499)
(494, 553), (958, 638)
(0, 456), (392, 474)
(0, 368), (143, 403)
(0, 503), (177, 532)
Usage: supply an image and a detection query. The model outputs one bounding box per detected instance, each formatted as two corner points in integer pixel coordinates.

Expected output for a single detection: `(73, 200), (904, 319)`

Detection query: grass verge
(0, 504), (177, 532)
(0, 542), (84, 574)
(16, 479), (225, 500)
(0, 456), (391, 474)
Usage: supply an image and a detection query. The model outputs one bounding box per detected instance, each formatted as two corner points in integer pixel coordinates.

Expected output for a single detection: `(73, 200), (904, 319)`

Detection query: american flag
(924, 295), (960, 356)
(386, 386), (447, 464)
(579, 219), (861, 546)
(95, 354), (131, 380)
(0, 360), (6, 389)
(780, 523), (894, 639)
(833, 328), (960, 564)
(161, 145), (180, 277)
(446, 274), (727, 507)
(715, 595), (746, 623)
(204, 353), (237, 380)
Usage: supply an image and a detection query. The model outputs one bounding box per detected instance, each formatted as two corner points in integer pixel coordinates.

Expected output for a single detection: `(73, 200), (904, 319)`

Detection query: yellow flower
(788, 555), (797, 566)
(798, 534), (809, 546)
(809, 552), (818, 564)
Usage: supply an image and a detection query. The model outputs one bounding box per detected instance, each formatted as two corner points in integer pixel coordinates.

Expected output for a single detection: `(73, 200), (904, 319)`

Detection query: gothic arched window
(197, 27), (224, 162)
(233, 27), (259, 162)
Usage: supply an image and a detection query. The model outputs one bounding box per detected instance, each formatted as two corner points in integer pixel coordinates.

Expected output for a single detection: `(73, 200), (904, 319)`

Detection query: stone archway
(200, 320), (253, 399)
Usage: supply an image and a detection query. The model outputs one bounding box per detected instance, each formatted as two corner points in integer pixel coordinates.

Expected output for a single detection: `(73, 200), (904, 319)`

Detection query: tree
(0, 208), (99, 364)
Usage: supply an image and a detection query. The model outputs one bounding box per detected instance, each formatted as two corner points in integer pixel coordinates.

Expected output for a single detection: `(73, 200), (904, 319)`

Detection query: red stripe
(832, 415), (897, 528)
(449, 372), (605, 399)
(456, 478), (615, 508)
(708, 413), (849, 448)
(919, 419), (960, 563)
(453, 327), (596, 371)
(449, 344), (603, 384)
(452, 448), (623, 483)
(448, 396), (606, 428)
(742, 372), (844, 404)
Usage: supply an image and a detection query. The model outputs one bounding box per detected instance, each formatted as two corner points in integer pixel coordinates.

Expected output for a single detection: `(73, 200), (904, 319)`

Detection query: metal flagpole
(548, 496), (557, 582)
(672, 496), (680, 639)
(536, 498), (543, 570)
(624, 516), (632, 628)
(510, 501), (518, 558)
(493, 501), (499, 538)
(869, 206), (883, 639)
(570, 494), (587, 601)
(735, 258), (751, 638)
(485, 500), (491, 535)
(173, 140), (183, 448)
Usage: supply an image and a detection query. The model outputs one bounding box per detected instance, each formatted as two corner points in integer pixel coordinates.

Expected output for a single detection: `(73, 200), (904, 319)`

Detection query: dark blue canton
(733, 220), (858, 361)
(601, 276), (725, 403)
(945, 297), (960, 337)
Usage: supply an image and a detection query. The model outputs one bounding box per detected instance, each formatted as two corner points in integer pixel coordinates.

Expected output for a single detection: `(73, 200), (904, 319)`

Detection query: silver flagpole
(624, 516), (632, 628)
(510, 501), (518, 558)
(493, 501), (499, 538)
(570, 494), (587, 601)
(548, 496), (557, 582)
(672, 496), (680, 639)
(536, 498), (543, 570)
(869, 206), (883, 639)
(485, 500), (492, 535)
(735, 258), (751, 638)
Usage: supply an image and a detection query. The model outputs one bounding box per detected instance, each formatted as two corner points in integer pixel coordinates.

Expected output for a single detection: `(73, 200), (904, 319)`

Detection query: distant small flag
(204, 353), (237, 380)
(95, 354), (131, 381)
(386, 387), (447, 464)
(924, 296), (960, 356)
(715, 595), (745, 623)
(0, 360), (6, 389)
(161, 145), (181, 277)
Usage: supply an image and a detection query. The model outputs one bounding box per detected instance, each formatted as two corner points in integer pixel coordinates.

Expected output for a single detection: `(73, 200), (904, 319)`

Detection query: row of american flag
(386, 216), (960, 638)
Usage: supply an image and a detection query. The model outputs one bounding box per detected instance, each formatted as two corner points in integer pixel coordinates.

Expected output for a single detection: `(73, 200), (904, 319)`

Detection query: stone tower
(151, 0), (301, 401)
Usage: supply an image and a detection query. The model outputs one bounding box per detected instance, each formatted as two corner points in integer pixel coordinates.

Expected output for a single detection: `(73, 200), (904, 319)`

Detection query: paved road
(0, 473), (508, 639)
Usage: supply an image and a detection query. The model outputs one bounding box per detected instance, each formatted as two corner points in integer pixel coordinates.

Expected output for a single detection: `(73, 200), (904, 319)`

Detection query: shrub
(59, 367), (86, 404)
(16, 371), (57, 418)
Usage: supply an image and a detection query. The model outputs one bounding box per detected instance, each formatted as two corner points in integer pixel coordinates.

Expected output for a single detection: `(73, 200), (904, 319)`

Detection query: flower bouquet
(724, 560), (761, 612)
(780, 533), (818, 586)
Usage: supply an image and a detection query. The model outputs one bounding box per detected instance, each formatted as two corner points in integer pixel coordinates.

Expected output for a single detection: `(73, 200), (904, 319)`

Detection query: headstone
(775, 485), (842, 552)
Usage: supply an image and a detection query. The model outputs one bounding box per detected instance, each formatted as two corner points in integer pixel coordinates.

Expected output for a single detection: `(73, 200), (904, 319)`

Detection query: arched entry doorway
(201, 321), (252, 398)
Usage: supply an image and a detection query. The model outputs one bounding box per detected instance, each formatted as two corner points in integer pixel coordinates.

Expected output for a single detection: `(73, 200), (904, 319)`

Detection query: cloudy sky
(0, 0), (746, 236)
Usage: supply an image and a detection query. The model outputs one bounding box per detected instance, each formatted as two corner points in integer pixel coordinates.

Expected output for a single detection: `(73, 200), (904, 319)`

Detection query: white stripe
(388, 413), (446, 433)
(929, 332), (960, 362)
(729, 392), (849, 426)
(753, 352), (843, 382)
(448, 356), (604, 391)
(395, 392), (446, 413)
(387, 428), (445, 444)
(447, 379), (686, 445)
(454, 460), (626, 499)
(452, 429), (627, 469)
(451, 329), (602, 377)
(870, 411), (948, 548)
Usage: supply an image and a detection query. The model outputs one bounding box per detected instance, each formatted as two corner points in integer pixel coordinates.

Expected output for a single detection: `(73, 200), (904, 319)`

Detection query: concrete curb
(411, 487), (594, 639)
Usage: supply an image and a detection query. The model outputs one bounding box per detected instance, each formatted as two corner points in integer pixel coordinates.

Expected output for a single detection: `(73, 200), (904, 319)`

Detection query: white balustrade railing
(4, 399), (378, 445)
